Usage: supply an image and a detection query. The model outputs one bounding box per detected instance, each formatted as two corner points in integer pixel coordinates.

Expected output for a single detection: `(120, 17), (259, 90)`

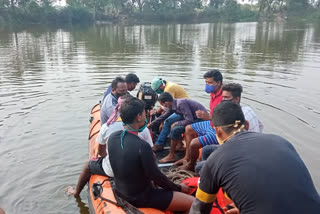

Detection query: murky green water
(0, 22), (319, 213)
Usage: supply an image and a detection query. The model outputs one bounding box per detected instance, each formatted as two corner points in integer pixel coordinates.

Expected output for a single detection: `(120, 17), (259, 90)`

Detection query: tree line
(0, 0), (319, 26)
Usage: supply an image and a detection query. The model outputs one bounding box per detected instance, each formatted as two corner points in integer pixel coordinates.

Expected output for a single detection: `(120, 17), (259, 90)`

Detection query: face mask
(156, 88), (163, 94)
(217, 131), (238, 145)
(214, 127), (225, 145)
(160, 105), (170, 112)
(205, 84), (216, 93)
(120, 118), (148, 149)
(156, 81), (165, 94)
(115, 92), (126, 98)
(221, 99), (233, 103)
(215, 121), (245, 145)
(217, 134), (227, 145)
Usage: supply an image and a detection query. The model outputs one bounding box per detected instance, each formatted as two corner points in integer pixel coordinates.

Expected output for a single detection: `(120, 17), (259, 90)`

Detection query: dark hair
(121, 94), (133, 100)
(120, 97), (145, 124)
(212, 101), (245, 134)
(158, 92), (173, 103)
(125, 73), (140, 83)
(203, 69), (223, 83)
(222, 83), (243, 99)
(111, 77), (126, 90)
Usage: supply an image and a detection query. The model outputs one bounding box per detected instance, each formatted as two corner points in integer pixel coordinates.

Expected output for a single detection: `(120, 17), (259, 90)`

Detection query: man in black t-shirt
(108, 97), (194, 212)
(190, 102), (320, 214)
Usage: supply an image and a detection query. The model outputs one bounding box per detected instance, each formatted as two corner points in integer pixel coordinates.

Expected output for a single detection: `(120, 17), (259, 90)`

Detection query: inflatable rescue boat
(87, 103), (233, 214)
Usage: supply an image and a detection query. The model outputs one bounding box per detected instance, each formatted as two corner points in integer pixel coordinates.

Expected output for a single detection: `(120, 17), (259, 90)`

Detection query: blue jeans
(195, 145), (219, 174)
(155, 113), (183, 146)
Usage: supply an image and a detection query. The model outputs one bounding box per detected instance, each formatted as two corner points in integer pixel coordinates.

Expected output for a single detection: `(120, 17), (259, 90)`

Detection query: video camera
(137, 82), (158, 111)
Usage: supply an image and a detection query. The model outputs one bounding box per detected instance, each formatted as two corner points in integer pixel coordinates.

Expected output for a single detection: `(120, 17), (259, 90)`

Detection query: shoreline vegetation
(0, 0), (319, 28)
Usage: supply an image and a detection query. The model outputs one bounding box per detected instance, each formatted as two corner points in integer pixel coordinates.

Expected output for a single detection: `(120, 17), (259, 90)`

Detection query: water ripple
(1, 22), (320, 214)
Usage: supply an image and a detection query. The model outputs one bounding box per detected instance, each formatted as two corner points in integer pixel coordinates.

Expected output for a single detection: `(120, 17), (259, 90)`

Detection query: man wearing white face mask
(148, 92), (206, 153)
(149, 77), (190, 152)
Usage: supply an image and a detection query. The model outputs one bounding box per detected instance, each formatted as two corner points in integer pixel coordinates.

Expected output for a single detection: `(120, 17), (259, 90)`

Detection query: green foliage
(210, 0), (225, 8)
(57, 6), (93, 23)
(286, 7), (320, 22)
(134, 0), (202, 22)
(287, 0), (309, 12)
(1, 0), (319, 25)
(0, 0), (10, 8)
(309, 9), (320, 20)
(14, 1), (43, 23)
(239, 5), (259, 21)
(196, 6), (221, 21)
(223, 0), (240, 21)
(196, 2), (258, 22)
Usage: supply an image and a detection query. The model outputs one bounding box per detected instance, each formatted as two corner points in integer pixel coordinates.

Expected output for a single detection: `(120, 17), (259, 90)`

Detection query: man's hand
(223, 203), (239, 214)
(171, 122), (177, 128)
(156, 107), (163, 114)
(196, 110), (210, 120)
(147, 123), (152, 129)
(180, 183), (192, 194)
(149, 109), (157, 116)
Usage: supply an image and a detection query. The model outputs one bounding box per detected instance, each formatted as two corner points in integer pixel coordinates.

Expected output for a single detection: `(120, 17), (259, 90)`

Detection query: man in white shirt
(97, 119), (153, 177)
(241, 106), (263, 133)
(100, 77), (127, 124)
(221, 83), (263, 133)
(68, 95), (153, 197)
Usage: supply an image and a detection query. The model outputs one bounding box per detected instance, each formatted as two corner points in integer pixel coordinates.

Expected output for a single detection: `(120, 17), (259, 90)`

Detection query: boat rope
(162, 166), (195, 184)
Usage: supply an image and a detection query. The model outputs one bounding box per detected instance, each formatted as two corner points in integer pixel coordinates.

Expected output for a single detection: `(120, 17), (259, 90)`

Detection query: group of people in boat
(68, 70), (320, 214)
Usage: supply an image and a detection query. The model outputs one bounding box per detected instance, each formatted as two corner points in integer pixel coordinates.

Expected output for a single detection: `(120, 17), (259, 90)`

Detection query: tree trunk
(10, 0), (15, 11)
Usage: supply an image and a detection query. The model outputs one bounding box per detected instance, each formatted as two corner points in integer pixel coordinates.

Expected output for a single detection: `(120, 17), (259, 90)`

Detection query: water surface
(0, 22), (319, 213)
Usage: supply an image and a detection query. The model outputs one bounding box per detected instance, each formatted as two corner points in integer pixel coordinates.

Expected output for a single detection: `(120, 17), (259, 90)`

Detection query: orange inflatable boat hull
(88, 104), (232, 214)
(88, 104), (165, 214)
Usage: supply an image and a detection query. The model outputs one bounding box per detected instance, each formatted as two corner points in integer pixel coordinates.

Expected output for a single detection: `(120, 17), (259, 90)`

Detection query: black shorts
(88, 157), (107, 176)
(119, 187), (173, 210)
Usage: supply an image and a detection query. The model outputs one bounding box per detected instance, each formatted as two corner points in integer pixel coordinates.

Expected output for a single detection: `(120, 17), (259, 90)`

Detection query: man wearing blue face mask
(177, 69), (223, 171)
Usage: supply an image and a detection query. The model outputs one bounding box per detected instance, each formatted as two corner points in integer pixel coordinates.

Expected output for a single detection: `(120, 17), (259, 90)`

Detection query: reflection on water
(0, 22), (319, 213)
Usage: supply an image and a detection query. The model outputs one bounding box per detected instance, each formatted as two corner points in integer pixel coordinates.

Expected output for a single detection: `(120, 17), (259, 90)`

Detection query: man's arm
(150, 109), (173, 127)
(174, 105), (194, 127)
(97, 144), (107, 158)
(190, 198), (215, 214)
(140, 143), (181, 192)
(96, 123), (111, 157)
(139, 128), (153, 147)
(196, 110), (211, 121)
(190, 155), (220, 213)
